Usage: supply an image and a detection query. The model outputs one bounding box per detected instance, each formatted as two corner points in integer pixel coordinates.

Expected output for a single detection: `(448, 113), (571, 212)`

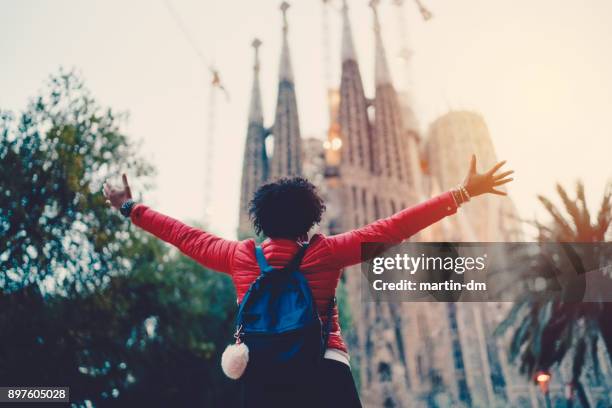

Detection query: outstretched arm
(325, 192), (457, 268)
(103, 174), (237, 274)
(325, 155), (514, 268)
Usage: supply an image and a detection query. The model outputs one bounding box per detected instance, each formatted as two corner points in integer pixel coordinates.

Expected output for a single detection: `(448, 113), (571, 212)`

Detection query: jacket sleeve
(130, 204), (237, 274)
(324, 192), (458, 268)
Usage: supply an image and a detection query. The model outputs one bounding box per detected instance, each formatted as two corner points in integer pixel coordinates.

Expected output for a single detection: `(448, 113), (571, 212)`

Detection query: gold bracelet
(450, 189), (461, 208)
(455, 186), (465, 204)
(460, 185), (471, 201)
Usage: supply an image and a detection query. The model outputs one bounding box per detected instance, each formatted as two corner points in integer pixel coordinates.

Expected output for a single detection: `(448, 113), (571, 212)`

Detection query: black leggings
(241, 358), (362, 408)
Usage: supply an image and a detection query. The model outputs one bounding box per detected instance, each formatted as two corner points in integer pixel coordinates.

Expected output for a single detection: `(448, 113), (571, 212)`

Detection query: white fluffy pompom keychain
(221, 328), (249, 380)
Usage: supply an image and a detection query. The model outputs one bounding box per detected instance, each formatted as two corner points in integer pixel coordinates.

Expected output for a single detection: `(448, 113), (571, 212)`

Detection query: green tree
(0, 69), (152, 293)
(497, 182), (612, 407)
(0, 71), (240, 407)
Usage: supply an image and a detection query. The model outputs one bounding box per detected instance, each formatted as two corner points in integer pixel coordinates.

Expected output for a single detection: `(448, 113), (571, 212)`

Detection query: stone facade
(236, 2), (610, 407)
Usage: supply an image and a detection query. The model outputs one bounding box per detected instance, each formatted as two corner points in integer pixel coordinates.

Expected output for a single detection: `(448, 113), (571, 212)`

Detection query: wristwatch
(120, 200), (136, 218)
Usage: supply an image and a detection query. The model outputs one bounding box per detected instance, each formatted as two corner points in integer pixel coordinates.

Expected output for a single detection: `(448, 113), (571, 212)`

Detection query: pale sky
(2, 0), (611, 239)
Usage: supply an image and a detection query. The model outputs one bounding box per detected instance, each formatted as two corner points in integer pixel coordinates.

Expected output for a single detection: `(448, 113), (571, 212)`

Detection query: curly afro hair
(249, 177), (326, 239)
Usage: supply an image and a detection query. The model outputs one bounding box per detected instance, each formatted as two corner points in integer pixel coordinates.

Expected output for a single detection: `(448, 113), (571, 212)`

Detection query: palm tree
(497, 181), (612, 408)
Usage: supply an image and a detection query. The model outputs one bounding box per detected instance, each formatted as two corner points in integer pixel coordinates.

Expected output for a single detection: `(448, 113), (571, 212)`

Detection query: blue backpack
(234, 243), (335, 379)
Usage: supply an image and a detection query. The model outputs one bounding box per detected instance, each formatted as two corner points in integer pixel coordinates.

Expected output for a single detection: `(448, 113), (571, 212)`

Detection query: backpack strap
(282, 243), (309, 272)
(255, 243), (309, 275)
(254, 246), (275, 274)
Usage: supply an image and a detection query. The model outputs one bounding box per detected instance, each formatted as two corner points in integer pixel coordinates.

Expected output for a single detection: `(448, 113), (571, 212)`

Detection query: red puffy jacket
(130, 192), (457, 353)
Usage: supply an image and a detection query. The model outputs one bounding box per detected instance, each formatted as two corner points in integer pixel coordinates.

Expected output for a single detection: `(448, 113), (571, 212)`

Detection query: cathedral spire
(369, 0), (411, 182)
(370, 0), (393, 85)
(341, 0), (357, 62)
(337, 0), (372, 172)
(249, 38), (263, 123)
(270, 1), (302, 179)
(278, 1), (294, 82)
(368, 0), (423, 193)
(238, 38), (269, 238)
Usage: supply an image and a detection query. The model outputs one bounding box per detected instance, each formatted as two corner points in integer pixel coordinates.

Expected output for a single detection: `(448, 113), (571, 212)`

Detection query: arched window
(373, 195), (380, 219)
(351, 186), (358, 210)
(361, 189), (368, 221)
(378, 362), (392, 382)
(351, 186), (359, 226)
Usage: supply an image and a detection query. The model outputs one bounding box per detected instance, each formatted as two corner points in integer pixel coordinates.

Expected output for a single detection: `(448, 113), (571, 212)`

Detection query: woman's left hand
(103, 173), (132, 210)
(463, 155), (514, 198)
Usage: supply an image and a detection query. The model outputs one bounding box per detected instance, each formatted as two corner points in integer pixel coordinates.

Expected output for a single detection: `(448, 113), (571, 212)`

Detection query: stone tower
(269, 1), (302, 179)
(336, 0), (374, 229)
(422, 111), (531, 407)
(326, 1), (427, 406)
(238, 39), (269, 239)
(371, 0), (422, 198)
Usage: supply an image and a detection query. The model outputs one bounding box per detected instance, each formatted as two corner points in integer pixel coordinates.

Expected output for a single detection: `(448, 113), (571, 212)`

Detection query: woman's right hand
(103, 173), (132, 211)
(462, 155), (514, 198)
